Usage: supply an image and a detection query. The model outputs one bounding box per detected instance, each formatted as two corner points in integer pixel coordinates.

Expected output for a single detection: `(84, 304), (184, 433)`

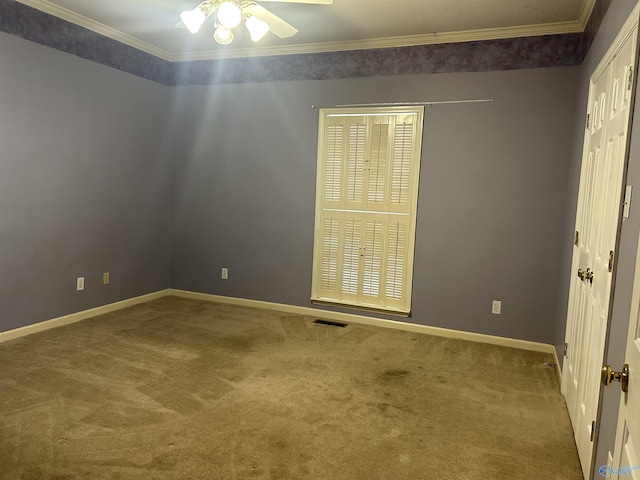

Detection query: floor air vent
(314, 319), (348, 328)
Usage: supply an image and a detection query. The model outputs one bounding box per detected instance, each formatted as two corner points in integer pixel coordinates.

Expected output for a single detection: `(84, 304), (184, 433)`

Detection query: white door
(563, 7), (639, 479)
(563, 57), (609, 474)
(608, 230), (640, 479)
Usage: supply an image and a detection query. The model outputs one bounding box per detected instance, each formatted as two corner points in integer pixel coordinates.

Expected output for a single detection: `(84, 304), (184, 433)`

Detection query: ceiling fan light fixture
(214, 25), (234, 45)
(217, 1), (242, 28)
(180, 2), (216, 34)
(245, 15), (269, 42)
(180, 7), (207, 33)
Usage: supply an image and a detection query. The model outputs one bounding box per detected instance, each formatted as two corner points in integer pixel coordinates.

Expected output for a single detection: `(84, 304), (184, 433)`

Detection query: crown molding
(16, 0), (173, 61)
(17, 0), (592, 62)
(170, 20), (586, 61)
(578, 0), (598, 28)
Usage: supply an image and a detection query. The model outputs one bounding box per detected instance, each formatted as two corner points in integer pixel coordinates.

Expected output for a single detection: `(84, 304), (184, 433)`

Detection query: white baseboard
(0, 289), (171, 343)
(1, 287), (557, 357)
(169, 289), (556, 354)
(551, 345), (563, 386)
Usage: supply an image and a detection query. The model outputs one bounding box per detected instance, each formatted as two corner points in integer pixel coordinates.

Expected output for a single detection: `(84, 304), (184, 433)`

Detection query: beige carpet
(0, 296), (582, 479)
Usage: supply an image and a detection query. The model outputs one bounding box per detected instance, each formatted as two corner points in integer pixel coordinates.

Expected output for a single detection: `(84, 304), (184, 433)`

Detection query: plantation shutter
(311, 107), (424, 315)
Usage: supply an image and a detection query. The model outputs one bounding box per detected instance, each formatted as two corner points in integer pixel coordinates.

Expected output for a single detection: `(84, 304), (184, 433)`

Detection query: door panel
(611, 237), (640, 480)
(609, 26), (640, 480)
(564, 60), (612, 477)
(563, 13), (639, 479)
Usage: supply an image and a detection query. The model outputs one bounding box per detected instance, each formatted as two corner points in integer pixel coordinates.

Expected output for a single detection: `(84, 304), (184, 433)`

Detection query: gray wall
(1, 11), (625, 476)
(1, 28), (580, 347)
(553, 0), (640, 476)
(0, 32), (172, 332)
(170, 66), (578, 344)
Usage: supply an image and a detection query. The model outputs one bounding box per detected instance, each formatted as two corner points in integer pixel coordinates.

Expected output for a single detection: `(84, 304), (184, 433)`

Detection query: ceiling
(16, 0), (595, 61)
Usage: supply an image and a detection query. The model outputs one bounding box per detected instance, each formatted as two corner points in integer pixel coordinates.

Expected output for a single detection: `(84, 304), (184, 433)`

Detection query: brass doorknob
(585, 268), (594, 284)
(602, 364), (629, 393)
(577, 268), (594, 284)
(578, 268), (586, 281)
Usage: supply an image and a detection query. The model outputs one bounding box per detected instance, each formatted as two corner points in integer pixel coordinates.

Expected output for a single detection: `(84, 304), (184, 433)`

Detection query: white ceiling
(16, 0), (595, 61)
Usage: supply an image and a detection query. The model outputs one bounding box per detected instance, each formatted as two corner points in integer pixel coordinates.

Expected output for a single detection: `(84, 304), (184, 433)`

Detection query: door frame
(562, 4), (640, 479)
(609, 208), (640, 479)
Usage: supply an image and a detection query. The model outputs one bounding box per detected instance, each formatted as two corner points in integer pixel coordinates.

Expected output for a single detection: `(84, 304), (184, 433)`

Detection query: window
(311, 107), (424, 315)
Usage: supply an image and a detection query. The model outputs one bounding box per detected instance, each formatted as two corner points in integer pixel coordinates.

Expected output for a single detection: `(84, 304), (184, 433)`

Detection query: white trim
(311, 106), (423, 315)
(0, 287), (556, 355)
(590, 2), (640, 80)
(561, 5), (640, 476)
(17, 0), (594, 61)
(0, 289), (171, 343)
(579, 0), (598, 29)
(552, 347), (562, 387)
(15, 0), (173, 61)
(169, 289), (555, 354)
(170, 21), (586, 61)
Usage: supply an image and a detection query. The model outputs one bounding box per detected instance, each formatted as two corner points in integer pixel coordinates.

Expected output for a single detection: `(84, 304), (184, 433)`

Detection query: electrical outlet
(492, 300), (501, 315)
(103, 272), (110, 285)
(77, 277), (85, 291)
(221, 267), (228, 280)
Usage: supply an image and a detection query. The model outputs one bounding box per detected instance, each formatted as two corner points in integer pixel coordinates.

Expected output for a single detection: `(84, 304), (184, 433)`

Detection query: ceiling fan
(177, 0), (333, 45)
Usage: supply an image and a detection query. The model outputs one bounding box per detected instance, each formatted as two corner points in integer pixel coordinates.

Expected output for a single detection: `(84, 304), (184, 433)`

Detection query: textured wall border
(0, 0), (612, 86)
(171, 34), (584, 85)
(0, 0), (171, 84)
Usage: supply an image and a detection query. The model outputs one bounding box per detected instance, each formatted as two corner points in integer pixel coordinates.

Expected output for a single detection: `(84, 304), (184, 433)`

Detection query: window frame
(310, 106), (424, 316)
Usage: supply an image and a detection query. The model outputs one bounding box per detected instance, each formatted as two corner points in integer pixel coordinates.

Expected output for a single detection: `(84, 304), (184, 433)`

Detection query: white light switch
(221, 268), (228, 280)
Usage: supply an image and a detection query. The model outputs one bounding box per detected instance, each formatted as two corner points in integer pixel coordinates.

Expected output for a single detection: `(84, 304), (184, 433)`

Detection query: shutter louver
(342, 217), (361, 295)
(368, 122), (388, 205)
(363, 218), (383, 298)
(312, 107), (423, 315)
(391, 122), (413, 206)
(319, 216), (340, 292)
(385, 220), (407, 301)
(324, 125), (344, 203)
(347, 123), (366, 204)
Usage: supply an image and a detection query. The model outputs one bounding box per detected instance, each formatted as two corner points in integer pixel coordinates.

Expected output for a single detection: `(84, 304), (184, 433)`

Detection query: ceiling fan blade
(243, 4), (298, 38)
(258, 0), (333, 4)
